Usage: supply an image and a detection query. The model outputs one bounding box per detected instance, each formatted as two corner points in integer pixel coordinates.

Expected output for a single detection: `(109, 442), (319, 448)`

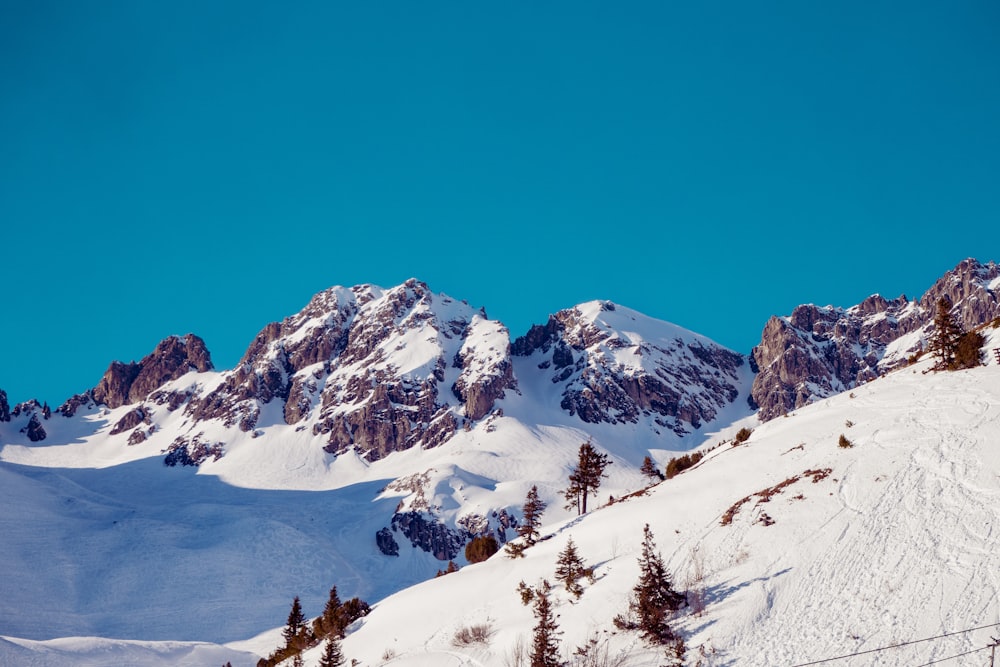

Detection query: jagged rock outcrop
(187, 279), (516, 461)
(163, 434), (225, 467)
(58, 392), (96, 418)
(513, 300), (749, 436)
(91, 334), (213, 409)
(751, 258), (1000, 420)
(0, 389), (9, 422)
(24, 413), (46, 442)
(375, 527), (399, 556)
(109, 406), (151, 436)
(388, 512), (471, 561)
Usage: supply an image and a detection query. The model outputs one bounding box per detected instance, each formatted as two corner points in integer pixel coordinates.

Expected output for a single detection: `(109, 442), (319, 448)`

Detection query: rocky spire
(91, 334), (213, 409)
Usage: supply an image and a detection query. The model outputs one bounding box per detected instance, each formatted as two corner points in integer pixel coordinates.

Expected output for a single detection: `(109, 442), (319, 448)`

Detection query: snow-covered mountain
(2, 265), (999, 666)
(0, 278), (754, 655)
(512, 300), (749, 436)
(3, 326), (999, 666)
(751, 258), (1000, 420)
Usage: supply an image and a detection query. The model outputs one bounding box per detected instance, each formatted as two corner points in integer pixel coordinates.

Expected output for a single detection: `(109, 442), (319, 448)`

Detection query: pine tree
(640, 456), (662, 484)
(930, 297), (963, 370)
(554, 536), (591, 599)
(282, 596), (309, 666)
(518, 485), (547, 546)
(563, 441), (611, 515)
(626, 524), (685, 645)
(530, 581), (564, 667)
(318, 635), (346, 667)
(313, 586), (343, 638)
(954, 330), (985, 369)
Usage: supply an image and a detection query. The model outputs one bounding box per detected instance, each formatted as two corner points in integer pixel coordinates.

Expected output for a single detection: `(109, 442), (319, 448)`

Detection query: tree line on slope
(257, 586), (370, 667)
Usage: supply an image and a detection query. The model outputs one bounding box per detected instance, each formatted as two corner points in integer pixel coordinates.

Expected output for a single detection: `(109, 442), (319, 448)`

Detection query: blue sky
(2, 1), (999, 404)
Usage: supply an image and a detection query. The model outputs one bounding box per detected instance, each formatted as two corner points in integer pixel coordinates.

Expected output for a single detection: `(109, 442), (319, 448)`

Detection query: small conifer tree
(563, 441), (611, 515)
(930, 297), (964, 370)
(282, 596), (309, 666)
(518, 485), (547, 546)
(640, 456), (662, 484)
(529, 580), (564, 667)
(436, 560), (460, 577)
(313, 586), (342, 638)
(616, 524), (685, 646)
(318, 635), (346, 667)
(554, 536), (592, 599)
(954, 330), (985, 369)
(465, 535), (500, 563)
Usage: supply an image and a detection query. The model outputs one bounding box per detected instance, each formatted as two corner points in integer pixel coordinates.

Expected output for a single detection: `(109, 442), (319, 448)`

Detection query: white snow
(2, 313), (999, 665)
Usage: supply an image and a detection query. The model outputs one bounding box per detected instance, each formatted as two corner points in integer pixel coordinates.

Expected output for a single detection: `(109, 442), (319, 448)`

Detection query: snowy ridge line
(788, 621), (1000, 666)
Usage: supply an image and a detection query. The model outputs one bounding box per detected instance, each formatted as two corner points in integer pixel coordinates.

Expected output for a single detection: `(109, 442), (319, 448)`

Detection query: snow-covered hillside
(3, 343), (1000, 665)
(1, 280), (998, 666)
(305, 349), (1000, 667)
(0, 282), (756, 665)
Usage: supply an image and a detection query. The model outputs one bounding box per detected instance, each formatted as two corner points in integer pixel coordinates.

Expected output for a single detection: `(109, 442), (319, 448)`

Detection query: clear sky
(2, 1), (999, 405)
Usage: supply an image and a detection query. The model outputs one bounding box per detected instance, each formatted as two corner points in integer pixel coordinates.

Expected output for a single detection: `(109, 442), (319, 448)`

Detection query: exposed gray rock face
(109, 407), (151, 436)
(187, 279), (516, 461)
(24, 413), (46, 442)
(0, 389), (9, 422)
(751, 258), (1000, 420)
(513, 301), (749, 436)
(58, 392), (96, 418)
(375, 527), (399, 556)
(91, 334), (213, 409)
(388, 511), (471, 561)
(163, 434), (225, 467)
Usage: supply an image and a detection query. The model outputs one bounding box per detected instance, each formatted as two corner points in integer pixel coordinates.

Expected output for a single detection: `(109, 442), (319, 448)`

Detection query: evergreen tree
(954, 330), (985, 369)
(318, 635), (346, 667)
(465, 535), (500, 563)
(435, 560), (460, 577)
(563, 441), (611, 515)
(313, 586), (342, 638)
(554, 536), (592, 599)
(930, 297), (963, 370)
(530, 580), (564, 667)
(518, 485), (547, 546)
(640, 456), (662, 483)
(623, 524), (686, 645)
(282, 596), (309, 666)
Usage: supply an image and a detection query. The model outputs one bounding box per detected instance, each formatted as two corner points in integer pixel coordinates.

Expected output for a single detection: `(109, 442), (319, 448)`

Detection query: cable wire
(788, 622), (1000, 666)
(915, 644), (991, 666)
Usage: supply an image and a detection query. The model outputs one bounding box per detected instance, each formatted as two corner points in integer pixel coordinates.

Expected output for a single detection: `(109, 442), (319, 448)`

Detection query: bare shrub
(503, 636), (528, 667)
(838, 434), (853, 448)
(452, 622), (493, 646)
(571, 633), (629, 667)
(685, 547), (707, 617)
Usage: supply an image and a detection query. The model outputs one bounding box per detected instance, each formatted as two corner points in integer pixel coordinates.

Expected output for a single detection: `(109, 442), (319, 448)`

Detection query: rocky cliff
(185, 279), (516, 461)
(513, 300), (750, 436)
(87, 334), (214, 410)
(751, 258), (1000, 420)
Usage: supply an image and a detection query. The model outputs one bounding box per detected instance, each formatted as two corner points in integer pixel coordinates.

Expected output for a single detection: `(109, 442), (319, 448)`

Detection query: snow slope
(304, 355), (1000, 667)
(1, 308), (997, 665)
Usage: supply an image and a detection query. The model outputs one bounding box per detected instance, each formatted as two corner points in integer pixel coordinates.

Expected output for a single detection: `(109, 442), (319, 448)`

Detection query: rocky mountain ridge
(750, 258), (1000, 419)
(5, 260), (999, 444)
(512, 300), (749, 436)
